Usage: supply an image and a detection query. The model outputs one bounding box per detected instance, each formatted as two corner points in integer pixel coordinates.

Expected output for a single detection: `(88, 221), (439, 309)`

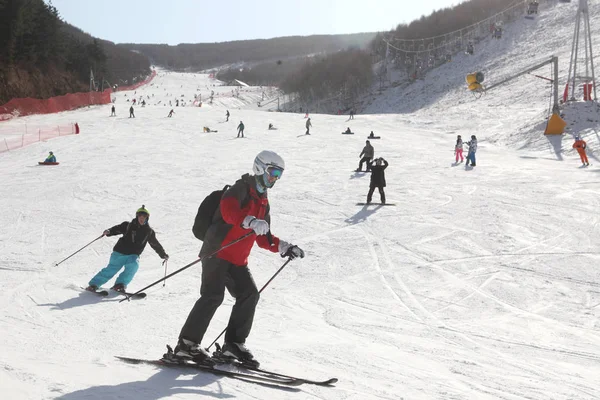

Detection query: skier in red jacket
(573, 136), (589, 166)
(169, 150), (304, 367)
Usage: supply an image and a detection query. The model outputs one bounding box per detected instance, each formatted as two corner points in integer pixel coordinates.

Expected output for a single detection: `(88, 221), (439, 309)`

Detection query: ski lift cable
(386, 0), (529, 47)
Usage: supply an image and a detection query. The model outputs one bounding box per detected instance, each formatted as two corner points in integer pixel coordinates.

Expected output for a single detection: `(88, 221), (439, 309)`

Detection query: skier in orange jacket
(573, 136), (589, 166)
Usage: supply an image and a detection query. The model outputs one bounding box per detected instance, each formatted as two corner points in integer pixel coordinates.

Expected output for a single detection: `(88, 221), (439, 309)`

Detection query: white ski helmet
(253, 150), (285, 191)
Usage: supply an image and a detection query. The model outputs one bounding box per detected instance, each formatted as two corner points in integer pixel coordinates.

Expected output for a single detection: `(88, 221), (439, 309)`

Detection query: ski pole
(120, 233), (253, 302)
(54, 234), (103, 267)
(162, 259), (168, 287)
(207, 256), (293, 350)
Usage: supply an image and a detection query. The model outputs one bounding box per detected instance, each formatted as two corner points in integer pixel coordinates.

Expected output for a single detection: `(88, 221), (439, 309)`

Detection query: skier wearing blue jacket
(86, 205), (169, 293)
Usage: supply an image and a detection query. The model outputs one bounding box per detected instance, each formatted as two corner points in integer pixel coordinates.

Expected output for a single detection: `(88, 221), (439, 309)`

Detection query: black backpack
(192, 185), (230, 241)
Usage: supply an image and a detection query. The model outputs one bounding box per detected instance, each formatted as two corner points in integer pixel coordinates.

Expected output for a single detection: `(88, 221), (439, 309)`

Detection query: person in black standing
(367, 158), (388, 204)
(226, 110), (230, 122)
(129, 106), (135, 118)
(111, 105), (116, 117)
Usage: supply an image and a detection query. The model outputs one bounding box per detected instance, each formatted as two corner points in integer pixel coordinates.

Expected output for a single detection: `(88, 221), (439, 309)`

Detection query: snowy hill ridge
(1, 2), (600, 400)
(364, 0), (600, 158)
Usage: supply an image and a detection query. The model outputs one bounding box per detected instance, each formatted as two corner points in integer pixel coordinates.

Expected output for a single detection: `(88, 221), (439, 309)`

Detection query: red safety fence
(116, 70), (157, 92)
(0, 123), (76, 153)
(0, 91), (110, 122)
(0, 70), (156, 121)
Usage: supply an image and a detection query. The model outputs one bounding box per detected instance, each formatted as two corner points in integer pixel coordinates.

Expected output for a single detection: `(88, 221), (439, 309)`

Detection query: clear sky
(49, 0), (460, 45)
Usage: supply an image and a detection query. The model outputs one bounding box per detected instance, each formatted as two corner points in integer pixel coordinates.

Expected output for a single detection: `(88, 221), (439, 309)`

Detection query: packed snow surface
(1, 1), (599, 399)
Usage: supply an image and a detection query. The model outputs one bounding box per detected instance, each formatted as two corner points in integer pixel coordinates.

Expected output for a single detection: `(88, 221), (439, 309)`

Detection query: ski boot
(85, 285), (98, 292)
(220, 342), (260, 368)
(112, 283), (126, 293)
(166, 338), (215, 366)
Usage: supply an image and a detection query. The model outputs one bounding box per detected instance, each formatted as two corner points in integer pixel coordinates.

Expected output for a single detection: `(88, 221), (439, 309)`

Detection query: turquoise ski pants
(89, 251), (140, 288)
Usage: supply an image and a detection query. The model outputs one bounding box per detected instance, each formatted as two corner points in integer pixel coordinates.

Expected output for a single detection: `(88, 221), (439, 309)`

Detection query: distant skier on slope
(111, 105), (116, 117)
(367, 158), (388, 204)
(455, 135), (464, 163)
(168, 109), (175, 118)
(305, 118), (312, 135)
(226, 110), (230, 122)
(129, 106), (135, 118)
(573, 136), (589, 166)
(357, 140), (374, 172)
(170, 151), (304, 367)
(85, 205), (168, 293)
(237, 121), (245, 138)
(466, 135), (477, 167)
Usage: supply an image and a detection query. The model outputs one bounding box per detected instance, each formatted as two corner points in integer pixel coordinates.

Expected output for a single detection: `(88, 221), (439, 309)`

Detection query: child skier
(86, 205), (168, 293)
(455, 135), (464, 163)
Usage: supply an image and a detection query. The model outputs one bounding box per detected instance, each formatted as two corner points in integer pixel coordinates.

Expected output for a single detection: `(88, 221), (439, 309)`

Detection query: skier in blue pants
(466, 135), (477, 167)
(86, 205), (169, 293)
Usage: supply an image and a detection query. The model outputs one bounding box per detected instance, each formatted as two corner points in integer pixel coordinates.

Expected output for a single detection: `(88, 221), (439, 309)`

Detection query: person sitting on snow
(344, 127), (352, 134)
(44, 151), (56, 163)
(268, 123), (275, 130)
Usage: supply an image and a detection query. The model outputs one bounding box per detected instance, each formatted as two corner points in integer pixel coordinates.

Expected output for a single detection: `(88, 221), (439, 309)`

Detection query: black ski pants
(359, 157), (372, 171)
(237, 128), (244, 138)
(367, 184), (386, 204)
(179, 257), (259, 344)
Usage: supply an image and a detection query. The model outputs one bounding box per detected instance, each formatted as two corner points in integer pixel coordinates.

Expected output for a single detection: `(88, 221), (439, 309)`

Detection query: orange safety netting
(0, 91), (110, 121)
(116, 70), (157, 92)
(0, 123), (76, 153)
(0, 70), (156, 121)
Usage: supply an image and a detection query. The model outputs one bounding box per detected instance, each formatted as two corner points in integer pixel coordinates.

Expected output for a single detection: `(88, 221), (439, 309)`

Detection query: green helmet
(136, 205), (149, 217)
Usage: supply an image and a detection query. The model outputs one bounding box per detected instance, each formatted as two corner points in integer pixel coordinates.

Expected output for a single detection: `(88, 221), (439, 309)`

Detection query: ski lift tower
(565, 0), (596, 101)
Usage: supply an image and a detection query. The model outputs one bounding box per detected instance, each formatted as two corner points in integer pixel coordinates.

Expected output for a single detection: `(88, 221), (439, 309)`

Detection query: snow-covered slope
(1, 3), (600, 400)
(365, 1), (600, 160)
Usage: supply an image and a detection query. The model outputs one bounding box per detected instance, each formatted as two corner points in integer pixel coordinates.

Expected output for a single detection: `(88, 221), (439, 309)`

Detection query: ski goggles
(266, 166), (284, 179)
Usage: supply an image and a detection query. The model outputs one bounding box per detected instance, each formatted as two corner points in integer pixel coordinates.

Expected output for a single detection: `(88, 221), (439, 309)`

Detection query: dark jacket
(106, 219), (166, 257)
(369, 159), (388, 187)
(200, 174), (280, 266)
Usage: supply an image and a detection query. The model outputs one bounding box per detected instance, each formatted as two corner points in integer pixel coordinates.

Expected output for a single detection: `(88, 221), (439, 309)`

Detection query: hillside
(0, 0), (151, 104)
(119, 32), (376, 71)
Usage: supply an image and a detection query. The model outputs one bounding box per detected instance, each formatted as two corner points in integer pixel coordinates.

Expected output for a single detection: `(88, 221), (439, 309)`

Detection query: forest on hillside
(0, 0), (151, 104)
(120, 33), (376, 71)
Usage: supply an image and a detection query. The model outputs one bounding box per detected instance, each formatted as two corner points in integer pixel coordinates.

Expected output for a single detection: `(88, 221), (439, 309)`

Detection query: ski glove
(103, 229), (110, 236)
(279, 240), (305, 260)
(161, 254), (169, 260)
(242, 216), (270, 236)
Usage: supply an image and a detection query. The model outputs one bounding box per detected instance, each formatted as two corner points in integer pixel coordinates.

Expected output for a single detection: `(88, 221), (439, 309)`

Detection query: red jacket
(199, 174), (280, 266)
(573, 139), (587, 151)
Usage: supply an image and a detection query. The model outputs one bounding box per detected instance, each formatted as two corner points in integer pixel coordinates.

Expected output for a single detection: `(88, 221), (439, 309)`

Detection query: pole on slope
(55, 235), (104, 267)
(119, 233), (254, 302)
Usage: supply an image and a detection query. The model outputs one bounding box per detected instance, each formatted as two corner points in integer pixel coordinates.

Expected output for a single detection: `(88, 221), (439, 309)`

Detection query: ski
(114, 356), (305, 387)
(356, 203), (395, 206)
(80, 287), (109, 296)
(113, 290), (147, 300)
(213, 356), (338, 386)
